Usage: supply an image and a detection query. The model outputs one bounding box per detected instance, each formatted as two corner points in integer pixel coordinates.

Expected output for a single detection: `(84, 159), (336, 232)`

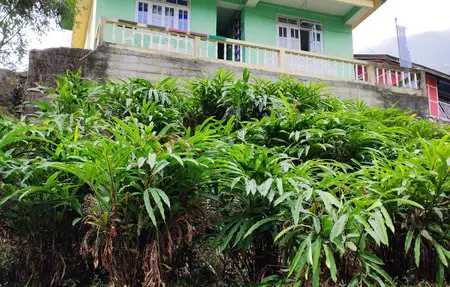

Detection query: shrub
(0, 70), (449, 286)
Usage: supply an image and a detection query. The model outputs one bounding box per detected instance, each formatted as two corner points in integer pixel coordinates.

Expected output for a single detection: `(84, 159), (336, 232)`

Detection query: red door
(426, 75), (439, 117)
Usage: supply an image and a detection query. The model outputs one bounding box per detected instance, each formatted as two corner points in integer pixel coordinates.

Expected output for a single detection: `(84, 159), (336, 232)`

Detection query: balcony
(95, 18), (422, 91)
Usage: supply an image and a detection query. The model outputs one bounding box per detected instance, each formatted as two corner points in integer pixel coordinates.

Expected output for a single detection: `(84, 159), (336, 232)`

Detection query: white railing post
(279, 48), (286, 70)
(367, 65), (377, 83)
(194, 36), (201, 57)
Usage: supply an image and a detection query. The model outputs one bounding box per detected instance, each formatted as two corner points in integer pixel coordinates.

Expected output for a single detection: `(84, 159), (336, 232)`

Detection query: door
(278, 25), (300, 50)
(151, 4), (163, 26)
(289, 27), (300, 50)
(178, 9), (188, 31)
(165, 7), (175, 28)
(310, 25), (323, 54)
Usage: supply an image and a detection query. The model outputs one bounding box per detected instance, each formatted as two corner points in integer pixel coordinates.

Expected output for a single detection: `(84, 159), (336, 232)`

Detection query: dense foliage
(0, 70), (449, 286)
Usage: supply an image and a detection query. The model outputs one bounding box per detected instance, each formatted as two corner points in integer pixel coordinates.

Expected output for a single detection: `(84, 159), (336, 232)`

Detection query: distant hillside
(356, 30), (450, 75)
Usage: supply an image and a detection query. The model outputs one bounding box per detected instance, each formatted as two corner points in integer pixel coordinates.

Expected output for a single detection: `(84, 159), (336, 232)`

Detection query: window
(138, 2), (149, 24)
(136, 0), (189, 31)
(277, 16), (323, 54)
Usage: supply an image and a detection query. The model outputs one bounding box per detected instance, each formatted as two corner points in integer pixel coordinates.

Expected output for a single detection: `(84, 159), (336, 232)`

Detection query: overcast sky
(19, 0), (450, 68)
(353, 0), (450, 53)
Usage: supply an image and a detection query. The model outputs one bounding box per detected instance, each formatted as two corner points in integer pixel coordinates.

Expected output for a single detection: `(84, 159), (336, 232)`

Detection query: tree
(0, 0), (76, 69)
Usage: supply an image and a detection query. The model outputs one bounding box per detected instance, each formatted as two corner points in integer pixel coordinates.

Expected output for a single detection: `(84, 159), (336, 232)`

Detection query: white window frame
(135, 0), (190, 31)
(276, 14), (324, 54)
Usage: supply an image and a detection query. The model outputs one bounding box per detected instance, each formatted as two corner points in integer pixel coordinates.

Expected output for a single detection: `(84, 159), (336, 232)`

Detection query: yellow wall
(71, 0), (93, 48)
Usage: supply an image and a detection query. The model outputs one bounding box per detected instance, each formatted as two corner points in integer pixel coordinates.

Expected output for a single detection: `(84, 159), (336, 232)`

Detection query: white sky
(19, 0), (450, 68)
(353, 0), (450, 53)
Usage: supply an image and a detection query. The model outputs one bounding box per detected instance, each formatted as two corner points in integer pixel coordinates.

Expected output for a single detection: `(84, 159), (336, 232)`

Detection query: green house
(73, 0), (383, 58)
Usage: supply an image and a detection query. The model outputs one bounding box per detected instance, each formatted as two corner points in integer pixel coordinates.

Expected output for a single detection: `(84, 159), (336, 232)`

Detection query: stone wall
(0, 69), (26, 114)
(19, 44), (429, 118)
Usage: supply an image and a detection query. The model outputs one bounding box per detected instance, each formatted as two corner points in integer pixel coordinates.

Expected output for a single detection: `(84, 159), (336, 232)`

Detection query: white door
(289, 27), (300, 50)
(278, 25), (288, 48)
(278, 25), (300, 50)
(165, 7), (175, 28)
(151, 4), (163, 26)
(310, 25), (323, 54)
(178, 9), (189, 31)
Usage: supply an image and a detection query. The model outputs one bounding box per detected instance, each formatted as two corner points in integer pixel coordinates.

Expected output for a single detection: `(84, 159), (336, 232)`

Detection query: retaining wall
(18, 44), (429, 118)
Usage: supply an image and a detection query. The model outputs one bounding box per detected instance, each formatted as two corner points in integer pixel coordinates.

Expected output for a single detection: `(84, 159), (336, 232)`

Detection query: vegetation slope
(0, 70), (449, 286)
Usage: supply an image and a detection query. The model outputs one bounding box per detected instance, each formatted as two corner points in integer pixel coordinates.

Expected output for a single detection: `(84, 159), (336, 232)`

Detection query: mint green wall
(190, 0), (216, 35)
(241, 2), (353, 58)
(96, 0), (135, 27)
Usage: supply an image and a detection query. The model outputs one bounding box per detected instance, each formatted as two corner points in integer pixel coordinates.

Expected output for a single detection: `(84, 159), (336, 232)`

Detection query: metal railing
(96, 18), (422, 89)
(439, 101), (450, 121)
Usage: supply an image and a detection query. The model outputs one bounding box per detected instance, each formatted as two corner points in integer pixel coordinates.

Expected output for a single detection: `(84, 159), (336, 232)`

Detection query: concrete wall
(22, 45), (429, 118)
(0, 69), (26, 114)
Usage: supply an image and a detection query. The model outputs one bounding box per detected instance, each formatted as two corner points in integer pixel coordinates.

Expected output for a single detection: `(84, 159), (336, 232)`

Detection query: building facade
(72, 0), (384, 59)
(355, 54), (450, 121)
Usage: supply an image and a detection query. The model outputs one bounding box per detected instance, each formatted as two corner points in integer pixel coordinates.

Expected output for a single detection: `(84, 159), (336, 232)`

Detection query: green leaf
(380, 206), (394, 233)
(292, 197), (302, 225)
(330, 215), (348, 242)
(366, 261), (394, 286)
(414, 235), (421, 267)
(318, 191), (342, 212)
(437, 260), (445, 285)
(323, 245), (337, 282)
(169, 153), (184, 166)
(138, 157), (146, 168)
(149, 188), (166, 221)
(312, 238), (322, 273)
(147, 153), (157, 169)
(72, 218), (82, 226)
(360, 252), (384, 265)
(274, 224), (298, 242)
(154, 188), (170, 208)
(288, 234), (311, 276)
(404, 230), (414, 254)
(144, 189), (157, 227)
(258, 178), (273, 197)
(433, 242), (448, 267)
(152, 160), (170, 175)
(220, 222), (241, 251)
(276, 178), (283, 195)
(313, 217), (321, 233)
(348, 276), (359, 287)
(273, 192), (293, 207)
(369, 211), (388, 246)
(345, 241), (357, 251)
(243, 217), (278, 239)
(385, 198), (424, 209)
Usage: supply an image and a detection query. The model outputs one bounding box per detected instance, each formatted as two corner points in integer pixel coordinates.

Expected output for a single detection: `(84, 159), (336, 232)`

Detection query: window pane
(178, 0), (188, 5)
(166, 0), (176, 3)
(278, 17), (287, 23)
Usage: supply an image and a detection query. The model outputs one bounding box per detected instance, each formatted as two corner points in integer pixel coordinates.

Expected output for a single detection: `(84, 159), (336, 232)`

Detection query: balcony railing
(439, 101), (450, 121)
(96, 18), (422, 90)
